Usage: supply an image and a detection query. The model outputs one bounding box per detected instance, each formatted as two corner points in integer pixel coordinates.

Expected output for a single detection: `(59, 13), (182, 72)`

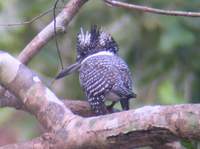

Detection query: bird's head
(76, 25), (118, 62)
(55, 25), (118, 80)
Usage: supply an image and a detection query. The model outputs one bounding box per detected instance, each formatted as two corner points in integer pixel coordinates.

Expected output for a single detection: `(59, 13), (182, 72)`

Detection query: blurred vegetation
(0, 0), (200, 148)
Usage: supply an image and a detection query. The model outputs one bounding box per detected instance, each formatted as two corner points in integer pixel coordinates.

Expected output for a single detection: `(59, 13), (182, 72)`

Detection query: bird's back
(79, 54), (134, 102)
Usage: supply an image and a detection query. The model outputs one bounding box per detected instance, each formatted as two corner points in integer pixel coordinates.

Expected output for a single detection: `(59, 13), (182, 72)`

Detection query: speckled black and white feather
(79, 55), (135, 115)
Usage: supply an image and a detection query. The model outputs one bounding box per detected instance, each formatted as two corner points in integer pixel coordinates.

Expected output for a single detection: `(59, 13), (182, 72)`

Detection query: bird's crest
(76, 25), (118, 61)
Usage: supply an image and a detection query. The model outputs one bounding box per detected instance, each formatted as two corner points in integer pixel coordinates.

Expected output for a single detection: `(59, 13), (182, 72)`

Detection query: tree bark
(0, 51), (199, 149)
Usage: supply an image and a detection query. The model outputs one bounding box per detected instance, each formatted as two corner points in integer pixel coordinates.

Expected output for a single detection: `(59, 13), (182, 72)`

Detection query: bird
(55, 25), (136, 115)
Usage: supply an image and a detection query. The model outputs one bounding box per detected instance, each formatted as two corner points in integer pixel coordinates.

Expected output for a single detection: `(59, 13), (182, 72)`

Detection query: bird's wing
(112, 57), (135, 98)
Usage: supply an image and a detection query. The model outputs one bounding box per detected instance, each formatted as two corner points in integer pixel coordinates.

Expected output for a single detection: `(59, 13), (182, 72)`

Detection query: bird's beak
(55, 62), (81, 80)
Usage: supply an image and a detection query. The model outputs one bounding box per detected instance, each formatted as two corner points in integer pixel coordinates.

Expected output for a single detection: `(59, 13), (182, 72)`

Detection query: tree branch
(0, 94), (94, 117)
(62, 100), (94, 117)
(18, 0), (88, 64)
(0, 6), (74, 27)
(1, 51), (200, 149)
(0, 51), (74, 131)
(104, 0), (200, 17)
(0, 93), (26, 111)
(0, 8), (53, 27)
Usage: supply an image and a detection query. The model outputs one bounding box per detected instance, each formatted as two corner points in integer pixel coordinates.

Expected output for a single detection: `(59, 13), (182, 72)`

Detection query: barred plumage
(56, 25), (136, 115)
(79, 54), (135, 114)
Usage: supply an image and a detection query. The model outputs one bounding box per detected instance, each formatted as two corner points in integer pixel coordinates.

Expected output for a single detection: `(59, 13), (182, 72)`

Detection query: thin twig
(53, 0), (64, 69)
(104, 0), (200, 17)
(0, 7), (67, 27)
(0, 8), (53, 27)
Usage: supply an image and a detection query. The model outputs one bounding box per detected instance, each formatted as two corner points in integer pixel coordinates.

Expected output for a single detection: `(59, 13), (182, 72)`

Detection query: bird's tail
(55, 62), (81, 79)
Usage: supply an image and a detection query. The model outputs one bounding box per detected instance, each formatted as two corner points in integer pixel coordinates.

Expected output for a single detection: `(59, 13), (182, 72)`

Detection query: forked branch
(0, 51), (200, 149)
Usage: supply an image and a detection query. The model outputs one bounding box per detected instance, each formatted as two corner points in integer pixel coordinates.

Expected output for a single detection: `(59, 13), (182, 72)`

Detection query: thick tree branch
(0, 51), (75, 131)
(104, 0), (200, 17)
(1, 51), (200, 149)
(0, 93), (26, 111)
(0, 94), (94, 117)
(63, 100), (94, 117)
(18, 0), (88, 64)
